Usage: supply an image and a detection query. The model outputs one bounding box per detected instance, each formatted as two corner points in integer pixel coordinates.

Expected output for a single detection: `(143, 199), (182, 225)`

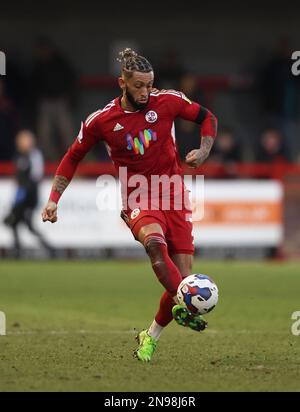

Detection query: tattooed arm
(42, 121), (99, 223)
(52, 175), (70, 195)
(42, 176), (70, 223)
(185, 136), (215, 168)
(175, 98), (218, 168)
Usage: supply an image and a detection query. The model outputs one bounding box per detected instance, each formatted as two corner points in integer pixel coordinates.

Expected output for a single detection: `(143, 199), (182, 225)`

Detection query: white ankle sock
(148, 320), (164, 340)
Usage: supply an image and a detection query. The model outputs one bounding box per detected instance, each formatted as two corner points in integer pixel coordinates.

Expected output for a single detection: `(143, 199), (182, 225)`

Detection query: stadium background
(0, 1), (300, 392)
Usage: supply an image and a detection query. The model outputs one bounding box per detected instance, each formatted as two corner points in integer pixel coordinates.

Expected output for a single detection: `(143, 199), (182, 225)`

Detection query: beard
(125, 87), (149, 110)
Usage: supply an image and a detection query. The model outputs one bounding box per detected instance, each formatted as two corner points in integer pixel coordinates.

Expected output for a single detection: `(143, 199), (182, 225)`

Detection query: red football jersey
(54, 89), (217, 208)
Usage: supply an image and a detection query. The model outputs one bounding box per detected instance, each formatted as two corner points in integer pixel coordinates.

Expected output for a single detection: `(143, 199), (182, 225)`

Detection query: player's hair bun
(117, 48), (153, 75)
(117, 48), (138, 63)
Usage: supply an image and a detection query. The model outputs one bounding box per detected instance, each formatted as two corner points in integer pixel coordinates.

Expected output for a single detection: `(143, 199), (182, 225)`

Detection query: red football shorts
(120, 206), (194, 256)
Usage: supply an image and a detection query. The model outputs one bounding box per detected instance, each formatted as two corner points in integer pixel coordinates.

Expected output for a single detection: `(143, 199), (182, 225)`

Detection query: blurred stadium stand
(1, 1), (300, 259)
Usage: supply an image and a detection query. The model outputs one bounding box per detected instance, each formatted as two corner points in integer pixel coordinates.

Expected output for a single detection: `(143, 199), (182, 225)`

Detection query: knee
(145, 237), (169, 280)
(144, 234), (167, 264)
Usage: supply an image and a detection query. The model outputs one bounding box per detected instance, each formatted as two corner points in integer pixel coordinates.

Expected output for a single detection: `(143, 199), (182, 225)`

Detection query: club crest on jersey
(130, 208), (140, 220)
(126, 129), (157, 155)
(145, 110), (158, 123)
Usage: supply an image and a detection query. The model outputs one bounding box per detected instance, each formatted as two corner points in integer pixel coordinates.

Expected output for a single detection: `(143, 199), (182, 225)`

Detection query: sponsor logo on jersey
(126, 129), (157, 155)
(130, 208), (140, 220)
(145, 110), (158, 123)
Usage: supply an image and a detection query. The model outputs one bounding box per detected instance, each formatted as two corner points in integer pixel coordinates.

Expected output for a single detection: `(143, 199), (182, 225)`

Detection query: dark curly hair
(117, 48), (153, 78)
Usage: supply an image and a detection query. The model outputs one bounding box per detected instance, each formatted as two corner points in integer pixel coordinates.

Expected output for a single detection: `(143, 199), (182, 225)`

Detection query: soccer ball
(177, 274), (219, 315)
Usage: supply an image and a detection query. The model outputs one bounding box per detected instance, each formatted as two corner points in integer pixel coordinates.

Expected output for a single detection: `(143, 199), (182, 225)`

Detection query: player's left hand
(185, 149), (209, 168)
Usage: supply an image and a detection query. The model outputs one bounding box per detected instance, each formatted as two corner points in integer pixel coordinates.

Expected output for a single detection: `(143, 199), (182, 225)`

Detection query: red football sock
(143, 233), (182, 297)
(155, 291), (175, 327)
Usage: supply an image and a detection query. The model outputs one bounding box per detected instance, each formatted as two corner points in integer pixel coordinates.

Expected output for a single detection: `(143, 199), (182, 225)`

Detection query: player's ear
(118, 76), (126, 92)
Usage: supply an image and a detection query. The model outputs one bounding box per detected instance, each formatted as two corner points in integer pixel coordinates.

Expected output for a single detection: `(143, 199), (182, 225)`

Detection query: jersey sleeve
(164, 90), (218, 138)
(55, 120), (99, 180)
(49, 116), (101, 203)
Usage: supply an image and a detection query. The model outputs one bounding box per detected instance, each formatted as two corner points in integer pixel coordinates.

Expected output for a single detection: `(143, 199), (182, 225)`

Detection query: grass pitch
(0, 260), (300, 392)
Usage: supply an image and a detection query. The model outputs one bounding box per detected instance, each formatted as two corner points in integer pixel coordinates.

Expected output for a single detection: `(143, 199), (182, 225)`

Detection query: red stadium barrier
(1, 161), (300, 180)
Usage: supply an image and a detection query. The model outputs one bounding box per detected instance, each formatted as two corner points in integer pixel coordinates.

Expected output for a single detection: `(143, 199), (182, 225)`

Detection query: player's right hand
(42, 201), (58, 223)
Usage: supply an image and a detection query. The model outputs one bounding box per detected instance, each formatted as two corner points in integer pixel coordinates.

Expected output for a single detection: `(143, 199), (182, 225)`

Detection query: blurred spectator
(4, 47), (28, 109)
(31, 37), (77, 160)
(175, 73), (205, 160)
(256, 128), (289, 164)
(176, 119), (198, 161)
(3, 130), (54, 257)
(259, 37), (300, 160)
(0, 78), (19, 160)
(156, 49), (185, 90)
(210, 128), (242, 163)
(209, 127), (242, 177)
(179, 73), (203, 101)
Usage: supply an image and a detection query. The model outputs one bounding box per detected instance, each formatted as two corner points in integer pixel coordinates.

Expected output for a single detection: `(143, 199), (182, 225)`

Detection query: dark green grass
(0, 260), (300, 391)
